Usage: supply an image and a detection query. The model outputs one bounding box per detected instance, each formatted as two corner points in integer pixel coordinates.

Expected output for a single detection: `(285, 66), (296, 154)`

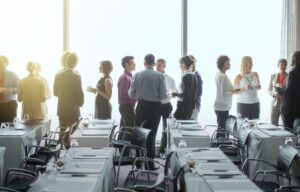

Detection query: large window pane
(69, 0), (181, 125)
(189, 0), (282, 124)
(0, 0), (62, 123)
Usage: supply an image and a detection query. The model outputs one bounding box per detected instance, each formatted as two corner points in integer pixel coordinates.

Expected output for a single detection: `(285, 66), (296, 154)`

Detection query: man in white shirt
(156, 58), (176, 159)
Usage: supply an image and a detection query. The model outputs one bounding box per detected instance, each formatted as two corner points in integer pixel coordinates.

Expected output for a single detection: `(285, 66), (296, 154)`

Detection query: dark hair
(277, 58), (287, 66)
(292, 51), (300, 67)
(121, 56), (134, 68)
(144, 54), (155, 65)
(217, 55), (230, 70)
(179, 55), (195, 69)
(100, 60), (113, 76)
(157, 58), (166, 65)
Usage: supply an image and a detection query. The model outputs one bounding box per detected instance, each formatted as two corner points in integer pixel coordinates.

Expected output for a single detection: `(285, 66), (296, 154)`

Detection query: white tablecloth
(71, 127), (110, 148)
(173, 148), (262, 192)
(29, 147), (114, 192)
(0, 120), (51, 176)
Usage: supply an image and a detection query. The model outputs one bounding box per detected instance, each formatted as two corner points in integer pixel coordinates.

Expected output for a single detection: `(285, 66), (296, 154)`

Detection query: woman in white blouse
(234, 56), (261, 119)
(214, 55), (235, 130)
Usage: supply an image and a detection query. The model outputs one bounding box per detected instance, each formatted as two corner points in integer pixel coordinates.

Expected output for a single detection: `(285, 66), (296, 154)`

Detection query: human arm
(98, 78), (112, 100)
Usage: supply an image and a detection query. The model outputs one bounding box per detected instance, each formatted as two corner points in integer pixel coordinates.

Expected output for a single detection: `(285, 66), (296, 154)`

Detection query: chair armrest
(133, 157), (165, 168)
(242, 158), (277, 173)
(113, 188), (137, 192)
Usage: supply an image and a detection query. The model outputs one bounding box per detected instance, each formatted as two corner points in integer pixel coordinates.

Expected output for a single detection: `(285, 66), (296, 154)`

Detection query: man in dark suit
(281, 51), (300, 129)
(54, 52), (84, 149)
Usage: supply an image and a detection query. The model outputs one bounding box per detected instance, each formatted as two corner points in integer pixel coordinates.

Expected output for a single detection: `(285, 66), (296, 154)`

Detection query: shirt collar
(124, 70), (132, 77)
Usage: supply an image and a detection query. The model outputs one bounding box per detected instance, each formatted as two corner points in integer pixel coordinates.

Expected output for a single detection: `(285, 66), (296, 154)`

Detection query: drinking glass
(13, 117), (19, 128)
(23, 114), (30, 124)
(70, 138), (79, 148)
(285, 137), (293, 146)
(178, 139), (187, 149)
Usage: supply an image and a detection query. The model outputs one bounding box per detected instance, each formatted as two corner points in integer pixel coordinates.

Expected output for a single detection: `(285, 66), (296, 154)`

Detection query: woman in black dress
(88, 60), (113, 119)
(173, 55), (197, 120)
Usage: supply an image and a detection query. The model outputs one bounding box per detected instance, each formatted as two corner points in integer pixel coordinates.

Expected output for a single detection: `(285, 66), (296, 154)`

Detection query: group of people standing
(213, 51), (300, 133)
(1, 50), (300, 161)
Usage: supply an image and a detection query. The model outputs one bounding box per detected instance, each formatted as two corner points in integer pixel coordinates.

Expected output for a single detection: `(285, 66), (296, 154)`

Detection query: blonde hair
(240, 56), (252, 75)
(26, 61), (39, 74)
(61, 51), (69, 68)
(0, 56), (9, 66)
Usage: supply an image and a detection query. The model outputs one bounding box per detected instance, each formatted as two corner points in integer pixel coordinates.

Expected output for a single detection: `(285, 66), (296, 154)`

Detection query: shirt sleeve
(129, 74), (137, 98)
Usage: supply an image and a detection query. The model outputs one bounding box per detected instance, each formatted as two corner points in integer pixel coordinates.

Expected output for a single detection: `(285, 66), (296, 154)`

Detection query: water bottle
(285, 137), (293, 146)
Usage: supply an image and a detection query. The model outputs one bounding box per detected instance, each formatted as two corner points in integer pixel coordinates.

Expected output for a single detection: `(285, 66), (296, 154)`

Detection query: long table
(28, 147), (114, 192)
(173, 147), (262, 192)
(237, 119), (297, 179)
(71, 119), (115, 148)
(168, 120), (210, 150)
(0, 120), (51, 176)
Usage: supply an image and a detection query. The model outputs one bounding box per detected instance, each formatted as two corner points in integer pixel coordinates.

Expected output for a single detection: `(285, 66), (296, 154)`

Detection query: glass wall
(0, 0), (62, 123)
(69, 0), (181, 125)
(188, 0), (282, 124)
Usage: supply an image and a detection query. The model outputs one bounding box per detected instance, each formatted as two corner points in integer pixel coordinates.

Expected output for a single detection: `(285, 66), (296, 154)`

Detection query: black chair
(123, 151), (187, 192)
(3, 169), (38, 192)
(114, 188), (138, 192)
(0, 187), (21, 192)
(113, 126), (151, 186)
(22, 138), (61, 173)
(124, 158), (165, 191)
(275, 186), (300, 192)
(293, 118), (300, 136)
(242, 145), (299, 192)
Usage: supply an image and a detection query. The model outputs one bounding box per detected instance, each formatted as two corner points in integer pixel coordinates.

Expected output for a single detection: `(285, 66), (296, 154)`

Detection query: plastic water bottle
(285, 137), (293, 146)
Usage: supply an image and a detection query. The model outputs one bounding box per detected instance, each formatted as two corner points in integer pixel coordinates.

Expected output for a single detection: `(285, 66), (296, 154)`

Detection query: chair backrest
(277, 145), (299, 173)
(225, 115), (237, 133)
(108, 125), (120, 146)
(131, 127), (151, 147)
(293, 118), (300, 135)
(237, 127), (252, 148)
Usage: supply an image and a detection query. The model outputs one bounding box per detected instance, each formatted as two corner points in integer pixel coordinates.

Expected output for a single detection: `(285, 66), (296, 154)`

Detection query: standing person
(234, 56), (261, 120)
(129, 54), (167, 170)
(87, 60), (113, 119)
(54, 52), (84, 149)
(190, 56), (203, 120)
(117, 56), (137, 127)
(17, 61), (48, 120)
(156, 58), (176, 159)
(268, 59), (288, 126)
(281, 51), (300, 129)
(173, 55), (197, 120)
(214, 55), (235, 131)
(0, 56), (19, 123)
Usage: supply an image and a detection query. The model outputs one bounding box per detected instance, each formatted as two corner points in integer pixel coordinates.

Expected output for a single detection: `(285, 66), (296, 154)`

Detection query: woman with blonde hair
(88, 60), (113, 119)
(234, 56), (261, 119)
(18, 61), (48, 120)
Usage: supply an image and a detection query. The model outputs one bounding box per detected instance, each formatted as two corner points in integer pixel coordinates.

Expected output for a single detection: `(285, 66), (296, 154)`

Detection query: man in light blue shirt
(129, 54), (167, 170)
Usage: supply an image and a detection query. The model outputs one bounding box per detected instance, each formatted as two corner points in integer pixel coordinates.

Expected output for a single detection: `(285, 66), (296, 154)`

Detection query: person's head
(61, 51), (69, 68)
(292, 51), (300, 67)
(240, 56), (253, 75)
(179, 55), (196, 72)
(121, 56), (135, 72)
(26, 61), (38, 75)
(144, 54), (155, 67)
(65, 52), (78, 69)
(217, 55), (230, 72)
(99, 60), (113, 76)
(156, 58), (166, 73)
(0, 55), (9, 74)
(277, 58), (287, 73)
